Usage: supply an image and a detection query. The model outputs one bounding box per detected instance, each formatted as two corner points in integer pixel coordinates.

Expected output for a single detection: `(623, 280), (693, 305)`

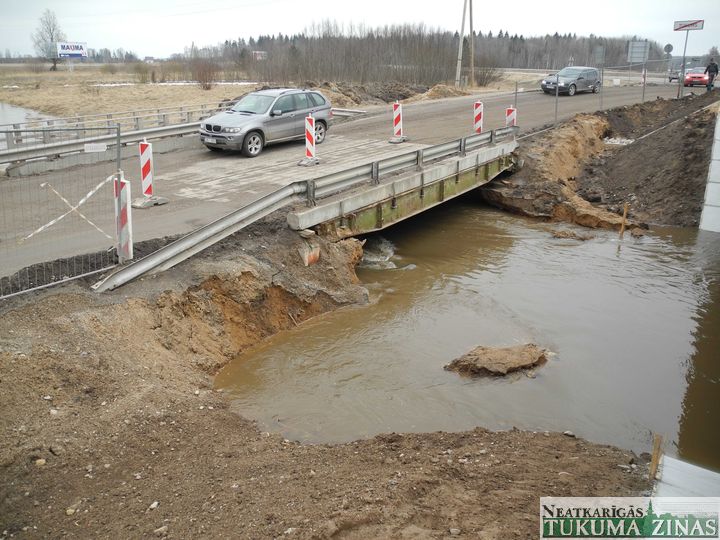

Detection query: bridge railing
(92, 125), (519, 292)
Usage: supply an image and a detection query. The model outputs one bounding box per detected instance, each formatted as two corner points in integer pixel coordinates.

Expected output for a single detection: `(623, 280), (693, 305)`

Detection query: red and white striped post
(473, 101), (484, 133)
(139, 139), (153, 197)
(505, 106), (517, 127)
(298, 114), (320, 166)
(132, 138), (168, 208)
(114, 171), (133, 263)
(389, 101), (407, 143)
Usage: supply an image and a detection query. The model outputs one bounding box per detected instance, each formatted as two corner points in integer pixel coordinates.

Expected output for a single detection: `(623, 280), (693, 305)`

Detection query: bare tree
(32, 9), (66, 71)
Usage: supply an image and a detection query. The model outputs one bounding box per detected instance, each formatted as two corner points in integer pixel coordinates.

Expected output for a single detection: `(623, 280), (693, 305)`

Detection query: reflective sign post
(673, 20), (704, 98)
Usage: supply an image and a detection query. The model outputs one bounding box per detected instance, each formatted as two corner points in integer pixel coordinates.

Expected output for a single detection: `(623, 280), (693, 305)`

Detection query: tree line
(182, 21), (668, 85)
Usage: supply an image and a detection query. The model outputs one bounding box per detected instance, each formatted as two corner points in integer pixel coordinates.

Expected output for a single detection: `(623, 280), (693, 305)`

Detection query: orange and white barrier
(389, 101), (407, 143)
(505, 106), (517, 127)
(139, 139), (153, 197)
(114, 171), (133, 263)
(298, 114), (320, 166)
(473, 101), (484, 133)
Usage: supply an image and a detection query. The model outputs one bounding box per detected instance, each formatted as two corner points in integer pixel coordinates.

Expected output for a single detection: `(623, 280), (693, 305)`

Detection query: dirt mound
(482, 114), (633, 230)
(0, 215), (651, 538)
(315, 81), (429, 107)
(445, 344), (548, 376)
(484, 94), (719, 229)
(578, 106), (717, 227)
(407, 84), (470, 102)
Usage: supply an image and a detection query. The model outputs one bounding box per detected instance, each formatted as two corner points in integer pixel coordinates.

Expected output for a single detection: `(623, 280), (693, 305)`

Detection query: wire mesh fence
(0, 126), (121, 298)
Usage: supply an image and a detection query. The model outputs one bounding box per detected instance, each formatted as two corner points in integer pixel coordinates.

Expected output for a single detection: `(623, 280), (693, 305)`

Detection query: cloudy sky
(1, 0), (718, 59)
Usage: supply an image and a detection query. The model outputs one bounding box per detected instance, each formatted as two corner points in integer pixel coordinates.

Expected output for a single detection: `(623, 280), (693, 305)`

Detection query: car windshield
(688, 68), (705, 74)
(231, 94), (275, 114)
(556, 67), (583, 77)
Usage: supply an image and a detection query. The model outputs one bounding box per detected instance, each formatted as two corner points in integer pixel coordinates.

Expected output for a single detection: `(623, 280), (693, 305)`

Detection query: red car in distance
(684, 67), (710, 87)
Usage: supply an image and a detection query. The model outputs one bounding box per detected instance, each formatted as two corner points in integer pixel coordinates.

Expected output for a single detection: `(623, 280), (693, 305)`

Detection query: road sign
(664, 43), (673, 54)
(593, 45), (605, 65)
(673, 20), (704, 31)
(627, 41), (650, 63)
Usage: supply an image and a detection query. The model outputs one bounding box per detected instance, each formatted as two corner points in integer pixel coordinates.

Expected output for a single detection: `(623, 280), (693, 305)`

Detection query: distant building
(144, 56), (156, 63)
(252, 51), (268, 61)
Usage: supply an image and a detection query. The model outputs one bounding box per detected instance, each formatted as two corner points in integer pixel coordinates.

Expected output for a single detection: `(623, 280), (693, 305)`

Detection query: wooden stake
(649, 433), (663, 480)
(619, 202), (629, 239)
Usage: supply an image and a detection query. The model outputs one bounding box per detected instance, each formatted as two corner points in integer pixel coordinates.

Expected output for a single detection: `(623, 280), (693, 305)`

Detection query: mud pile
(483, 93), (719, 229)
(0, 214), (651, 538)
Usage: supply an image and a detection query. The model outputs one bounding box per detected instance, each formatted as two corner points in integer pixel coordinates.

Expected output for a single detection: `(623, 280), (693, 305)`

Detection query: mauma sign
(56, 42), (87, 58)
(540, 497), (720, 538)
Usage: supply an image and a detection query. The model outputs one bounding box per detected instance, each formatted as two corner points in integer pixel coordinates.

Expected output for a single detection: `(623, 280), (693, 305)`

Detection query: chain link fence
(0, 126), (121, 298)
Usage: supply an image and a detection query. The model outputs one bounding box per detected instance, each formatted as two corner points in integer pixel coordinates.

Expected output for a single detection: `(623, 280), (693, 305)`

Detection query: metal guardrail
(92, 126), (518, 292)
(0, 107), (366, 163)
(0, 122), (201, 163)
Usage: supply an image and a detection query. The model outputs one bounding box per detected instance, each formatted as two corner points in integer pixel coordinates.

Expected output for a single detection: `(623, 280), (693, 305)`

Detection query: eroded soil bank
(0, 216), (652, 539)
(483, 92), (719, 228)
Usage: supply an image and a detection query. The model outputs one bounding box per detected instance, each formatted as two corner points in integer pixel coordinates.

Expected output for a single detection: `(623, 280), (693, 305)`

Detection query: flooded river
(216, 197), (720, 472)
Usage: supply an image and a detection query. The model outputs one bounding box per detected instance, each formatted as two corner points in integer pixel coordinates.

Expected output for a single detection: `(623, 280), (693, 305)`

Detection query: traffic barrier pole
(505, 106), (517, 127)
(389, 101), (407, 143)
(298, 114), (320, 166)
(140, 139), (153, 197)
(114, 171), (133, 263)
(132, 138), (168, 208)
(473, 101), (484, 133)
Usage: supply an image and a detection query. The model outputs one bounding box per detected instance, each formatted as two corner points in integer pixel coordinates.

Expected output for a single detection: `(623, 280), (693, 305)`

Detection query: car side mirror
(272, 109), (282, 117)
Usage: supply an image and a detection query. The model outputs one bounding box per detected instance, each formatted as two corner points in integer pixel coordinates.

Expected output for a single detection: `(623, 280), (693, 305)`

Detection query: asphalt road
(0, 83), (685, 278)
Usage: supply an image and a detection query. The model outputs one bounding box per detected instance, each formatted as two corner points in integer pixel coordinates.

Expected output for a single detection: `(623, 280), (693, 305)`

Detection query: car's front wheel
(592, 84), (600, 94)
(567, 84), (576, 96)
(242, 131), (264, 157)
(315, 121), (327, 144)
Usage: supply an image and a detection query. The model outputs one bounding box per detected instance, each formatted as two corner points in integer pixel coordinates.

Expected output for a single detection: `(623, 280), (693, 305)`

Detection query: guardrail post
(42, 120), (53, 144)
(306, 180), (317, 207)
(106, 114), (113, 135)
(416, 149), (424, 171)
(7, 124), (19, 149)
(371, 162), (380, 185)
(460, 137), (467, 157)
(490, 129), (495, 144)
(134, 114), (141, 131)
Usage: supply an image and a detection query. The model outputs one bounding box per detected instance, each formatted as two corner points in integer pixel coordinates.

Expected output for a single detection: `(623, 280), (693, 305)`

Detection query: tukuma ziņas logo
(540, 497), (720, 539)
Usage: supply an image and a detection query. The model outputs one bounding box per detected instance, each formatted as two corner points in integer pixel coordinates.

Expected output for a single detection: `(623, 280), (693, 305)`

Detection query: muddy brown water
(216, 197), (720, 472)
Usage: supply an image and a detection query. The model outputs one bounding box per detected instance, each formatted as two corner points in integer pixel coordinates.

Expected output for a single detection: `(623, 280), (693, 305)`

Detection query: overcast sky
(1, 0), (718, 59)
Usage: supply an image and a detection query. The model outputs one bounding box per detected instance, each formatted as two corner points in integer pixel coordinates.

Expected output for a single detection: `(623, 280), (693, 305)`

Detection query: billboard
(56, 42), (88, 58)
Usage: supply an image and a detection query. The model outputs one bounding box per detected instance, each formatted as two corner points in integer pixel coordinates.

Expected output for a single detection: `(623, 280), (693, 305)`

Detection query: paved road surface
(1, 84), (683, 277)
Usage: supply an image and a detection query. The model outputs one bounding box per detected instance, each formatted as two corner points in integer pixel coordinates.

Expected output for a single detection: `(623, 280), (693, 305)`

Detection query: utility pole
(454, 0), (468, 87)
(469, 0), (474, 87)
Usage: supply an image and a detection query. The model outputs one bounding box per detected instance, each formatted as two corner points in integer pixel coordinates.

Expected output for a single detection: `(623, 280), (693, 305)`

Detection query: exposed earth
(3, 93), (718, 538)
(1, 215), (652, 539)
(482, 92), (719, 228)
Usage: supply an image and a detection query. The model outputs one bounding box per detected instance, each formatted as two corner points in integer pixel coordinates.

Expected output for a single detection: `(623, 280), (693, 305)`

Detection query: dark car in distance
(541, 67), (601, 96)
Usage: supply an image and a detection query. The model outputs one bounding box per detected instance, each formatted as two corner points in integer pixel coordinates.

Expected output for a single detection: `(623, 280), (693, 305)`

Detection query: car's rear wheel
(242, 131), (264, 157)
(315, 121), (327, 144)
(567, 84), (576, 96)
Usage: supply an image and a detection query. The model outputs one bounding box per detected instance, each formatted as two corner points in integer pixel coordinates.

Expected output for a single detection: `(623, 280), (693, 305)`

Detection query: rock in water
(444, 344), (548, 376)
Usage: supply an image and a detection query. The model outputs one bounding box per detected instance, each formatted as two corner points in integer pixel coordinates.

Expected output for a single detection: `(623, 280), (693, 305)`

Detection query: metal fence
(0, 126), (121, 298)
(0, 102), (230, 152)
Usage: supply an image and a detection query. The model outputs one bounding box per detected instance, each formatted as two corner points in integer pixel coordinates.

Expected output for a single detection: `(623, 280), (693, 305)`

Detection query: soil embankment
(483, 93), (719, 229)
(0, 216), (651, 539)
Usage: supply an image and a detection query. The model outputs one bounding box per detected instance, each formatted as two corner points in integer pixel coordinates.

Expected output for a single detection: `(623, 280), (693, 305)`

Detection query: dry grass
(0, 64), (253, 118)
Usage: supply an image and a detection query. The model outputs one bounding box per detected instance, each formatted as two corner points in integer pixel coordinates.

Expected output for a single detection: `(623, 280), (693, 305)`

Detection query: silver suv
(199, 88), (332, 157)
(541, 67), (601, 96)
